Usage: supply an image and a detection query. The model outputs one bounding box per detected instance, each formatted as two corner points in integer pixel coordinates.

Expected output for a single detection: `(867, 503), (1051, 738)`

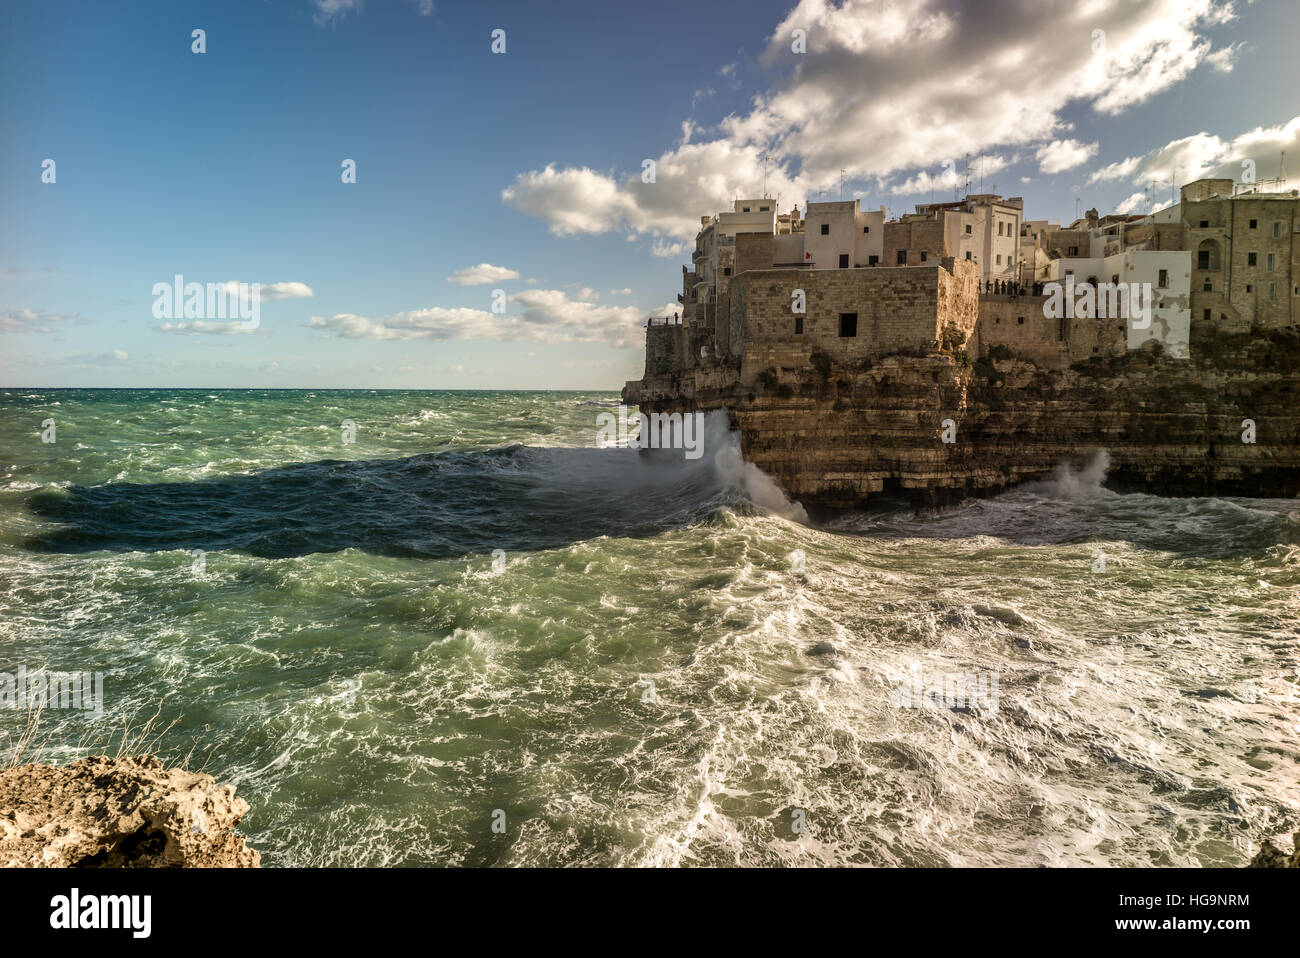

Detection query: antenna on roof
(762, 152), (770, 199)
(840, 168), (846, 201)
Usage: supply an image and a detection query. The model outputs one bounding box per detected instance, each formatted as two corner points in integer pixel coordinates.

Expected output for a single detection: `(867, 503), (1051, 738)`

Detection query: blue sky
(2, 0), (1296, 389)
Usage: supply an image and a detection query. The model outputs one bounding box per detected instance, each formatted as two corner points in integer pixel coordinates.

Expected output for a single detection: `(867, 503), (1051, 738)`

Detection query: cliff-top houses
(645, 177), (1299, 389)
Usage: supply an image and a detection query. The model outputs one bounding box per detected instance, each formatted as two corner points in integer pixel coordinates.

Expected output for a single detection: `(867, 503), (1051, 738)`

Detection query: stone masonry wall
(733, 266), (944, 379)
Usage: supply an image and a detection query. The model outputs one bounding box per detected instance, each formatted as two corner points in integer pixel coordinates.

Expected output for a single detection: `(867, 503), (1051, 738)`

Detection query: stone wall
(732, 266), (944, 365)
(645, 324), (685, 375)
(735, 232), (776, 275)
(977, 294), (1068, 367)
(883, 219), (946, 265)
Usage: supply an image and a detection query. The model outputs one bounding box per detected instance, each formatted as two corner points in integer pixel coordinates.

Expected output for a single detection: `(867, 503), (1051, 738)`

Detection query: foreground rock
(1248, 832), (1300, 867)
(0, 755), (260, 867)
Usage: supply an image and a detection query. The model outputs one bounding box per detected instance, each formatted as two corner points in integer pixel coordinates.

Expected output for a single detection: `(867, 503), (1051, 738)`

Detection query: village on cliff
(625, 176), (1300, 508)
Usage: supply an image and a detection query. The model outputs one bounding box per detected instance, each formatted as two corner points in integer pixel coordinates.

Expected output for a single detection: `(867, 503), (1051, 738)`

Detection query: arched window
(1197, 239), (1221, 270)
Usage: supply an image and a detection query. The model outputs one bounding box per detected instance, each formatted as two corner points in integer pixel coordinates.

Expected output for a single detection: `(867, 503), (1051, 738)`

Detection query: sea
(1, 388), (1297, 866)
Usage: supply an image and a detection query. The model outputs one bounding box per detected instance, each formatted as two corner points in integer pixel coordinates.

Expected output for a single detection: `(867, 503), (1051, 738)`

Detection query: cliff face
(624, 322), (1300, 508)
(0, 756), (260, 867)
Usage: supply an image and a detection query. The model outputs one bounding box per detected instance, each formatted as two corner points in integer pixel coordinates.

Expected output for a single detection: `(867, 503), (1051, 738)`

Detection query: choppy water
(1, 388), (1297, 866)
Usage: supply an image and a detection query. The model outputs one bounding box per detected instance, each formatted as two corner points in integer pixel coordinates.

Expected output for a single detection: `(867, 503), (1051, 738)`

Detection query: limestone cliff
(624, 321), (1300, 508)
(0, 755), (260, 867)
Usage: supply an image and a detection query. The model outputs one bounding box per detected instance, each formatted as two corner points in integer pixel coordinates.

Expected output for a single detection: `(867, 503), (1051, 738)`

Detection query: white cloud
(207, 280), (314, 303)
(447, 263), (520, 286)
(259, 281), (315, 301)
(0, 307), (80, 333)
(56, 348), (128, 365)
(651, 239), (688, 259)
(306, 289), (651, 348)
(890, 154), (1015, 196)
(1206, 42), (1244, 73)
(155, 320), (261, 336)
(502, 0), (1240, 244)
(1086, 117), (1300, 197)
(1113, 191), (1151, 214)
(313, 0), (429, 24)
(1036, 139), (1099, 174)
(312, 0), (362, 26)
(610, 287), (632, 295)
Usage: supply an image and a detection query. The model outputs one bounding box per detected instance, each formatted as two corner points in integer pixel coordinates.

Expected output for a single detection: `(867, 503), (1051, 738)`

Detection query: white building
(1048, 250), (1192, 358)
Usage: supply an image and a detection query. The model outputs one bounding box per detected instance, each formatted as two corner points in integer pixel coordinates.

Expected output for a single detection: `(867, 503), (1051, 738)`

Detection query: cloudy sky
(2, 0), (1296, 389)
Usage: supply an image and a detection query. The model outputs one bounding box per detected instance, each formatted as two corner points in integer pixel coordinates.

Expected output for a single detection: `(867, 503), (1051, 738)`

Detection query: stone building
(1174, 178), (1299, 331)
(728, 257), (980, 385)
(650, 177), (1297, 389)
(889, 194), (1024, 283)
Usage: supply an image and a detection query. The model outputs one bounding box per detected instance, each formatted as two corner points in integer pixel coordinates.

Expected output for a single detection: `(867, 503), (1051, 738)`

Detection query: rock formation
(1248, 832), (1300, 867)
(625, 322), (1300, 509)
(0, 755), (260, 867)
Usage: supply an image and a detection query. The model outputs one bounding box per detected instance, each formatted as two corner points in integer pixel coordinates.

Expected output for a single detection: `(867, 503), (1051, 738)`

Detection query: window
(839, 312), (858, 337)
(897, 250), (907, 264)
(1204, 282), (1212, 292)
(862, 226), (870, 233)
(794, 317), (803, 335)
(964, 251), (972, 260)
(838, 253), (849, 269)
(1267, 253), (1275, 272)
(868, 255), (879, 265)
(998, 222), (1004, 236)
(1248, 252), (1257, 266)
(1199, 220), (1209, 228)
(760, 206), (769, 211)
(1269, 283), (1277, 300)
(920, 251), (928, 263)
(1274, 222), (1281, 237)
(1068, 246), (1079, 256)
(996, 255), (1002, 265)
(742, 207), (750, 212)
(1158, 269), (1168, 288)
(1203, 309), (1211, 320)
(723, 267), (731, 276)
(994, 317), (1001, 324)
(1198, 250), (1210, 269)
(1249, 219), (1257, 229)
(1017, 316), (1025, 325)
(1246, 284), (1253, 293)
(965, 225), (972, 234)
(820, 223), (830, 235)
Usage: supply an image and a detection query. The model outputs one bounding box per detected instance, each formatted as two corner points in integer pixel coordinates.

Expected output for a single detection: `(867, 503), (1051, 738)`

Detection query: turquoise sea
(1, 388), (1297, 865)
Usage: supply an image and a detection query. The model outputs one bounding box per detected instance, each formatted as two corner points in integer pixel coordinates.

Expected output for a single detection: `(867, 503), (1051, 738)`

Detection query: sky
(1, 0), (1297, 390)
